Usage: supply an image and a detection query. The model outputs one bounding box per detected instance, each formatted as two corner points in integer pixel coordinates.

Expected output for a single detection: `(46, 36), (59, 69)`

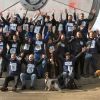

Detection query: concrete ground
(0, 83), (100, 100)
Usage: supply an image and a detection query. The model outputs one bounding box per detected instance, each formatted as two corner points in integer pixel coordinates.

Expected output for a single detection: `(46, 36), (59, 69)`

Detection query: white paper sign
(10, 63), (17, 71)
(23, 24), (29, 31)
(66, 23), (74, 32)
(24, 44), (30, 50)
(27, 64), (35, 74)
(65, 61), (72, 66)
(10, 24), (17, 31)
(90, 40), (96, 48)
(34, 26), (41, 34)
(10, 48), (16, 54)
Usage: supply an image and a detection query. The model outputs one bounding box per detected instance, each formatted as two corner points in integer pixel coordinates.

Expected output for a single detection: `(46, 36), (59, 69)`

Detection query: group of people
(0, 8), (99, 91)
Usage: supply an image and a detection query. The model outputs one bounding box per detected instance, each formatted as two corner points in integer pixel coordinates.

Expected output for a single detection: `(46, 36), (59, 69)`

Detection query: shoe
(1, 87), (8, 92)
(30, 86), (35, 90)
(83, 74), (89, 78)
(21, 85), (26, 90)
(0, 73), (2, 78)
(12, 87), (17, 92)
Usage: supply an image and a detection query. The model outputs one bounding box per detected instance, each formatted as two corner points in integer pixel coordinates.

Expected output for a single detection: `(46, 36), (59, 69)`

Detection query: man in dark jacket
(20, 54), (36, 90)
(1, 53), (21, 91)
(84, 31), (100, 77)
(74, 9), (96, 40)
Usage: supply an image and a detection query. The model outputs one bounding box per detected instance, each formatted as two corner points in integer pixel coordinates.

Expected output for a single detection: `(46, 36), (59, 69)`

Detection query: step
(0, 78), (45, 90)
(0, 77), (100, 90)
(75, 77), (100, 85)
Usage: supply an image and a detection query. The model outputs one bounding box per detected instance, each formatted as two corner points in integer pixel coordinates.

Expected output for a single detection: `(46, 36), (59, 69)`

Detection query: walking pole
(0, 1), (20, 13)
(25, 9), (28, 17)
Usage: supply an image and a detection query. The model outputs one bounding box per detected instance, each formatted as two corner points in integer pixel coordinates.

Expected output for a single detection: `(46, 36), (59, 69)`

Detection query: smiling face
(68, 15), (72, 21)
(80, 13), (84, 20)
(36, 33), (42, 40)
(29, 54), (34, 61)
(89, 31), (95, 39)
(76, 31), (82, 38)
(11, 54), (16, 60)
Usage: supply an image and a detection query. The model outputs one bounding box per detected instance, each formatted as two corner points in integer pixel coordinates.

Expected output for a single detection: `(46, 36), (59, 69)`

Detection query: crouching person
(58, 48), (86, 89)
(1, 53), (21, 92)
(20, 54), (36, 90)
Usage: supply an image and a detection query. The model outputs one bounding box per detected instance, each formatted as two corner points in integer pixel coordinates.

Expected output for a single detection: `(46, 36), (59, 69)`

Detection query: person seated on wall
(20, 54), (37, 90)
(1, 53), (21, 92)
(58, 48), (86, 89)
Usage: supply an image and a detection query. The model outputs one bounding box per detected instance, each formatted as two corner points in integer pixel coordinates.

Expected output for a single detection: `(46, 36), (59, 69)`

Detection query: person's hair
(68, 15), (72, 17)
(65, 52), (71, 56)
(81, 13), (84, 16)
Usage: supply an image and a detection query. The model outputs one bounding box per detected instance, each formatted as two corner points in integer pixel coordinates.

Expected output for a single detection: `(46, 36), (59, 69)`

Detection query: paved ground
(0, 83), (100, 100)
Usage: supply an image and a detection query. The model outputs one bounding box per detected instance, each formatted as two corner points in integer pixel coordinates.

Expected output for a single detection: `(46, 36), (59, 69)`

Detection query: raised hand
(65, 9), (68, 14)
(42, 54), (46, 59)
(82, 47), (87, 52)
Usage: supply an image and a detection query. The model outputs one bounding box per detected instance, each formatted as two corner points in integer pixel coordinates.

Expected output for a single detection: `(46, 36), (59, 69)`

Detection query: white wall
(93, 10), (100, 31)
(0, 0), (93, 20)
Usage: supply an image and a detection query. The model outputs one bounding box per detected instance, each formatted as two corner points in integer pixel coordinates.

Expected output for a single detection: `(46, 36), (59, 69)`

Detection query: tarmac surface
(0, 83), (100, 100)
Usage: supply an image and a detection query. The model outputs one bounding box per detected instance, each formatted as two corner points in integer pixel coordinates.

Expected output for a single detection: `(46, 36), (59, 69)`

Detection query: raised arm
(0, 12), (10, 25)
(75, 47), (86, 59)
(73, 9), (77, 21)
(65, 9), (68, 21)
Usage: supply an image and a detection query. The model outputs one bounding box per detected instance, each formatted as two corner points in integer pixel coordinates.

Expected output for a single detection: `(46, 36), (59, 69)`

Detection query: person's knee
(31, 74), (36, 80)
(20, 73), (25, 79)
(63, 72), (67, 76)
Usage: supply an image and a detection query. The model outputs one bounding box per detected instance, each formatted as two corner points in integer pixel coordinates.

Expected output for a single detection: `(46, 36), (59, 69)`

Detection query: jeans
(20, 73), (36, 87)
(84, 53), (96, 75)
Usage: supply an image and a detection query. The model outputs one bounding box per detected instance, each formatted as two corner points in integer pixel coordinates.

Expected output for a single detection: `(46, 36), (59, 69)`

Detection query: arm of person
(68, 66), (73, 76)
(6, 12), (11, 21)
(65, 9), (68, 21)
(0, 13), (10, 25)
(21, 16), (26, 25)
(43, 31), (51, 42)
(68, 36), (75, 43)
(75, 47), (86, 59)
(52, 34), (61, 44)
(36, 54), (47, 66)
(73, 9), (77, 21)
(32, 11), (41, 23)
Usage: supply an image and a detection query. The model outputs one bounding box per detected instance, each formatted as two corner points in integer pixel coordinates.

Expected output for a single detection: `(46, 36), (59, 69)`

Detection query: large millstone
(20, 0), (48, 11)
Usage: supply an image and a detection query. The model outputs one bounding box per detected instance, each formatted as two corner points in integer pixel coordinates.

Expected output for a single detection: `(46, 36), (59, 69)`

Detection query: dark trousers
(3, 75), (20, 88)
(56, 55), (64, 75)
(74, 53), (85, 78)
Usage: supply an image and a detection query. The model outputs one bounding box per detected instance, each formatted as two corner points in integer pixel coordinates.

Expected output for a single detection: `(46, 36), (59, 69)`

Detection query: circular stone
(20, 0), (48, 11)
